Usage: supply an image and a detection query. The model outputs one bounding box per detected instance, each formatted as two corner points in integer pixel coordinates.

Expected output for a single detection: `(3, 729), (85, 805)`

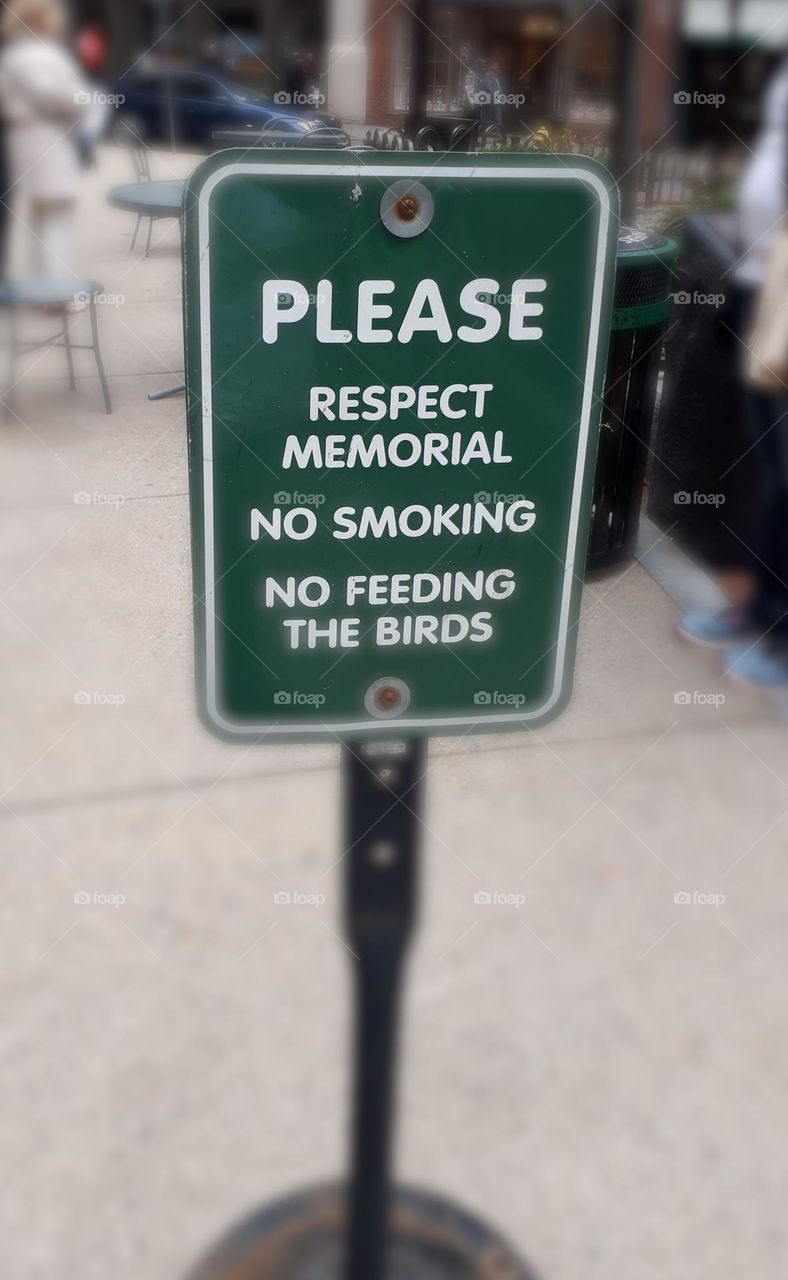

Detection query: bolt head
(395, 195), (419, 222)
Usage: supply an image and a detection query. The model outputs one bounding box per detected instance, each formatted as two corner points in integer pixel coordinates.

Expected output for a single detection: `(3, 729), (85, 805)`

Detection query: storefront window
(392, 7), (413, 113)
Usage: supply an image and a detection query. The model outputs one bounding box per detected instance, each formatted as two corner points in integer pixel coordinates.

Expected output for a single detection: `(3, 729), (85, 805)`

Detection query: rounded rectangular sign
(184, 150), (618, 739)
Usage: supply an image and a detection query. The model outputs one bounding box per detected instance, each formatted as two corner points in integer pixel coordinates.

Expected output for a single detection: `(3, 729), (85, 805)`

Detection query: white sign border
(196, 159), (613, 736)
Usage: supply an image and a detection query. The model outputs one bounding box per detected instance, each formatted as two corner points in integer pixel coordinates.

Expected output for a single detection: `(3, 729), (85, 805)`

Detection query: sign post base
(184, 1182), (536, 1279)
(184, 739), (537, 1280)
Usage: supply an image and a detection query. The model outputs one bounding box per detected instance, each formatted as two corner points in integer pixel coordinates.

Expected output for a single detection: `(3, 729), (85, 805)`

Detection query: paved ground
(1, 146), (787, 1280)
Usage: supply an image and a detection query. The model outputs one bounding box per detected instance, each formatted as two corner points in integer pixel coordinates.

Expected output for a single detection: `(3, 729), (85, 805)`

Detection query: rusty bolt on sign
(364, 677), (411, 719)
(395, 195), (419, 223)
(380, 181), (435, 239)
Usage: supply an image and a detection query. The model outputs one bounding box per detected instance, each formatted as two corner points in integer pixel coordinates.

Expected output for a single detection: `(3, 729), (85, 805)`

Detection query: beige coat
(0, 37), (89, 203)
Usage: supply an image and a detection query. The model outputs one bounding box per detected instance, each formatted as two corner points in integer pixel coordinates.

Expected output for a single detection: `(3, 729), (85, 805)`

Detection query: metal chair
(415, 126), (441, 151)
(114, 118), (160, 256)
(448, 121), (479, 151)
(0, 278), (112, 416)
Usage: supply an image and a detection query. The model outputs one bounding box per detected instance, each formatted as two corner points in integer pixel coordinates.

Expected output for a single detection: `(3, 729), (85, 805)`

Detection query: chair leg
(145, 217), (153, 258)
(89, 297), (112, 414)
(130, 214), (142, 251)
(62, 311), (76, 390)
(3, 306), (17, 421)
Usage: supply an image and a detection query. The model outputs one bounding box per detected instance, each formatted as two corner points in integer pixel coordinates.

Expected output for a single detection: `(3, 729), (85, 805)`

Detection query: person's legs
(679, 284), (788, 669)
(724, 386), (788, 684)
(0, 127), (9, 279)
(745, 385), (788, 645)
(717, 294), (788, 683)
(30, 199), (75, 280)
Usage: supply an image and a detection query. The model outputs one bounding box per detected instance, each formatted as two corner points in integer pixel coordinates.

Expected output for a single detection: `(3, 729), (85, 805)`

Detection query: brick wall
(367, 0), (406, 128)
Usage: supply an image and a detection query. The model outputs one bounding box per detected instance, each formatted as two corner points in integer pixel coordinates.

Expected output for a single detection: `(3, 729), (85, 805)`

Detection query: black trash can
(588, 228), (678, 570)
(647, 213), (756, 570)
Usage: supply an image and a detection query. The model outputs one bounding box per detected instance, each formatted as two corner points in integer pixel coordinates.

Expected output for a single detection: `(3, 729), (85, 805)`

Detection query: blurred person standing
(285, 49), (320, 106)
(302, 49), (320, 104)
(285, 50), (305, 102)
(0, 40), (7, 279)
(74, 18), (108, 168)
(464, 57), (484, 118)
(75, 19), (106, 78)
(0, 0), (90, 280)
(482, 55), (505, 129)
(680, 54), (788, 688)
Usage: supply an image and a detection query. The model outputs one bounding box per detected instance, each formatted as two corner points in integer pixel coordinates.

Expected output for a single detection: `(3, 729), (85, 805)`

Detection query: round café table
(107, 179), (187, 400)
(106, 179), (186, 257)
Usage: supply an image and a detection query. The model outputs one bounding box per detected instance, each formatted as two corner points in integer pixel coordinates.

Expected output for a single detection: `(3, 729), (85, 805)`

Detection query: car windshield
(222, 81), (269, 105)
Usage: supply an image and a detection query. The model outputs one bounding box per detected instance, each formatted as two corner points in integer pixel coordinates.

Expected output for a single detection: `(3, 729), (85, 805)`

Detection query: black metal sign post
(343, 737), (424, 1280)
(185, 738), (536, 1279)
(341, 737), (538, 1279)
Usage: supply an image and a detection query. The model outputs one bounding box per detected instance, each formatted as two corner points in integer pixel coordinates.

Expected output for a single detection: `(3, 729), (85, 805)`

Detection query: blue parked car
(111, 67), (345, 147)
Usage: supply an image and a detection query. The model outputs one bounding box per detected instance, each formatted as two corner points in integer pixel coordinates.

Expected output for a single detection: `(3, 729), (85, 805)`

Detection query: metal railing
(363, 122), (504, 151)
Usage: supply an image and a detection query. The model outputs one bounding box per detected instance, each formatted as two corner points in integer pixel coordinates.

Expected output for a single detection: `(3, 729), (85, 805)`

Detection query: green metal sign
(184, 150), (618, 740)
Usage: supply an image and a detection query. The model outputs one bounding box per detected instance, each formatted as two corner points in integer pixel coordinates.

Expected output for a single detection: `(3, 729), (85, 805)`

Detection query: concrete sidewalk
(1, 146), (786, 1280)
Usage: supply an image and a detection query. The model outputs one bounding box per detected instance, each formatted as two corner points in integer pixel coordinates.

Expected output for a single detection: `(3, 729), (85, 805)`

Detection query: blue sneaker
(678, 607), (757, 648)
(723, 642), (788, 687)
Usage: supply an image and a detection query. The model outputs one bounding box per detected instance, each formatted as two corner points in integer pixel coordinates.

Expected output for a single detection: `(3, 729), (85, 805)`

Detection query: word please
(262, 277), (547, 344)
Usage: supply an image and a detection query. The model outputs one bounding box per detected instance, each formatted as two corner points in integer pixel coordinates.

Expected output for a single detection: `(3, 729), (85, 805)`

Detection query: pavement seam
(0, 712), (774, 820)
